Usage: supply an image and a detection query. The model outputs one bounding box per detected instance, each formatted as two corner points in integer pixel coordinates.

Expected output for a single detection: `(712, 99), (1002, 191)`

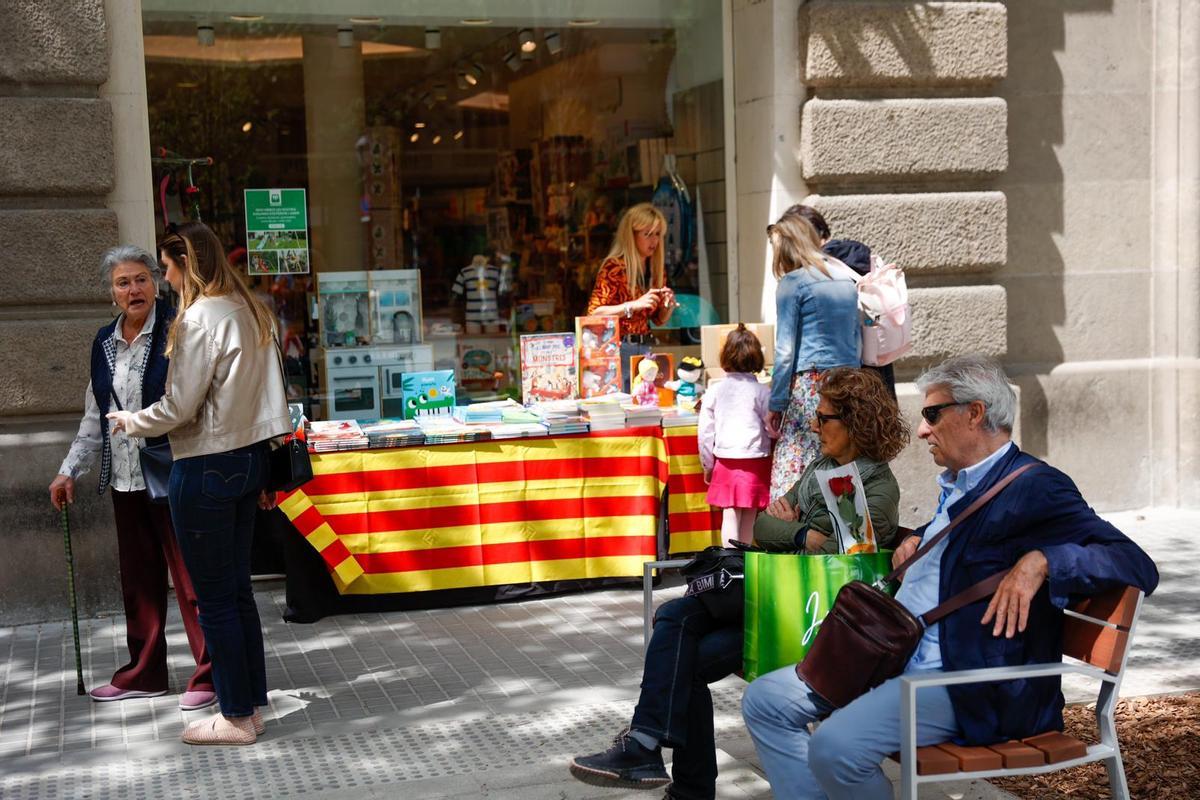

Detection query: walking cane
(60, 505), (86, 695)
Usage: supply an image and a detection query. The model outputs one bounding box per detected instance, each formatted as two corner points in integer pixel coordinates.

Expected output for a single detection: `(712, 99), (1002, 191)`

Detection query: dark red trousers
(110, 489), (213, 693)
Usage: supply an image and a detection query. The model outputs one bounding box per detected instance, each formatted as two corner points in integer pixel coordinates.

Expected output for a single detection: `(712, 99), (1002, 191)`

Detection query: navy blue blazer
(909, 445), (1159, 745)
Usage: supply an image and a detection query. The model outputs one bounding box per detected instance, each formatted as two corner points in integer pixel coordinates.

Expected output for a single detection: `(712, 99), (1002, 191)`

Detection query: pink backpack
(857, 257), (912, 367)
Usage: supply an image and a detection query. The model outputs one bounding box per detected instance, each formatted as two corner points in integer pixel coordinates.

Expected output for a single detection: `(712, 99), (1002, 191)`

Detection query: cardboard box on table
(700, 323), (775, 370)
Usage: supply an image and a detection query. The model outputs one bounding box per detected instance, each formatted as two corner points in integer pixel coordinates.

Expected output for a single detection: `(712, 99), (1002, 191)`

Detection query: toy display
(665, 356), (705, 409)
(452, 255), (509, 334)
(631, 358), (660, 406)
(629, 353), (674, 407)
(318, 271), (371, 347)
(370, 269), (422, 345)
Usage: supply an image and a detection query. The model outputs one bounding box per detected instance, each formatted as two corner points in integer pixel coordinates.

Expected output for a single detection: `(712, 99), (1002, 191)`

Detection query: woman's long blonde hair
(159, 222), (276, 355)
(606, 202), (666, 293)
(768, 210), (830, 279)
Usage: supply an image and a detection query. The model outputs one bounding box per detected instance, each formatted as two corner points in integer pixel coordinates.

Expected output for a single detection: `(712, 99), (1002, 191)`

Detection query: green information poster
(243, 188), (309, 275)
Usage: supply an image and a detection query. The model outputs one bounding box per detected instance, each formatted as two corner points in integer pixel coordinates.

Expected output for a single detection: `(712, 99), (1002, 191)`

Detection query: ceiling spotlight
(424, 27), (441, 49)
(241, 121), (253, 133)
(453, 129), (464, 140)
(230, 14), (264, 23)
(468, 63), (484, 85)
(410, 132), (420, 143)
(455, 70), (469, 90)
(544, 30), (562, 55)
(337, 25), (354, 48)
(196, 22), (215, 47)
(460, 18), (492, 26)
(568, 19), (600, 27)
(349, 16), (382, 24)
(503, 51), (520, 72)
(519, 28), (536, 53)
(414, 122), (426, 129)
(432, 134), (442, 144)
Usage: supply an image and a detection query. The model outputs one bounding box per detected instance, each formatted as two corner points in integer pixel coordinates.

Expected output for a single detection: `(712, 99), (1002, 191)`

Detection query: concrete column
(301, 34), (366, 273)
(730, 0), (808, 324)
(1150, 0), (1200, 506)
(101, 0), (155, 251)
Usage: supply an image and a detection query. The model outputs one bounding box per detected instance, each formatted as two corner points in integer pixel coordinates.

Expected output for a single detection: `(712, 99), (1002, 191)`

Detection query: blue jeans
(630, 595), (742, 800)
(741, 666), (960, 799)
(169, 441), (270, 717)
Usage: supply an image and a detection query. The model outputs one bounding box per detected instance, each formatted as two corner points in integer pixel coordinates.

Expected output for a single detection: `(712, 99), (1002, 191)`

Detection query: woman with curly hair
(754, 367), (909, 553)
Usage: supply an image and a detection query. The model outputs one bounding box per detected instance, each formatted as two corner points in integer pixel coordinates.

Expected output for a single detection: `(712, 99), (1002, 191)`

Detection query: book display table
(279, 425), (720, 621)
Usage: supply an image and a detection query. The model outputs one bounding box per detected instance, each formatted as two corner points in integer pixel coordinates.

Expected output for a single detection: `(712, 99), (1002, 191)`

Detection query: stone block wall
(0, 1), (123, 623)
(798, 1), (1010, 523)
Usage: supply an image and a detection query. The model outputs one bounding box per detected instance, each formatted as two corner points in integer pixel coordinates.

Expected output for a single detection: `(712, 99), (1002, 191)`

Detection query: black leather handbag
(111, 390), (172, 504)
(681, 546), (747, 622)
(264, 337), (313, 493)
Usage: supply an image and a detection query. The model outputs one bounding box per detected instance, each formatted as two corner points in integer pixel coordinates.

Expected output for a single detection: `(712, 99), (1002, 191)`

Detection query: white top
(697, 372), (773, 471)
(59, 308), (157, 492)
(897, 441), (1014, 672)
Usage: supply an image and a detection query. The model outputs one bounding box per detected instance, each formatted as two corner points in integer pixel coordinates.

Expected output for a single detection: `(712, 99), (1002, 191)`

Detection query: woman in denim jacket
(766, 210), (861, 500)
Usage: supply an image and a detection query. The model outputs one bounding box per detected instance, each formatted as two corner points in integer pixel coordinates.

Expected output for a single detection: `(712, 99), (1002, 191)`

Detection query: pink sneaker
(89, 684), (167, 702)
(179, 690), (218, 710)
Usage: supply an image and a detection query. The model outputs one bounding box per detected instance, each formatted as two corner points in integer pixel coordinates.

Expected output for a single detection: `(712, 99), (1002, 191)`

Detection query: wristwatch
(624, 303), (632, 319)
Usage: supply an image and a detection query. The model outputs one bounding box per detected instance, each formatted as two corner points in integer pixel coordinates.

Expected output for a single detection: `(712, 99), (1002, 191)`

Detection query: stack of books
(580, 396), (627, 432)
(486, 421), (550, 440)
(358, 418), (424, 448)
(660, 407), (700, 429)
(452, 398), (525, 425)
(534, 399), (589, 435)
(623, 404), (663, 428)
(417, 416), (493, 445)
(307, 420), (369, 452)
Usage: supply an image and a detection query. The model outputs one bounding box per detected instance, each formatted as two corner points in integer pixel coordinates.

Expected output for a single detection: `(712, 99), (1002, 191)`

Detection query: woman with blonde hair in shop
(766, 209), (862, 501)
(587, 202), (677, 389)
(107, 221), (291, 746)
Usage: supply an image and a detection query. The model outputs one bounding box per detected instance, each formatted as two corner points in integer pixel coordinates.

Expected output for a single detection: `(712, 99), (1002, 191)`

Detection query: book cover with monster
(400, 369), (457, 420)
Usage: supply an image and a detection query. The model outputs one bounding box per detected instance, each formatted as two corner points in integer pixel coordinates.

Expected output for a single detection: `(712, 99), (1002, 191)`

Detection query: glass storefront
(141, 2), (727, 420)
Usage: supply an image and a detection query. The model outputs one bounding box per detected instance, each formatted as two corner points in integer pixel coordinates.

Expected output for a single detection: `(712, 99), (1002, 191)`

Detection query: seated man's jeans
(631, 594), (742, 799)
(742, 665), (960, 800)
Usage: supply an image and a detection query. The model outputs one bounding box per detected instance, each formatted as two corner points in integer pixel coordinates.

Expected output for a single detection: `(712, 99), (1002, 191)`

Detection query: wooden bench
(897, 584), (1144, 800)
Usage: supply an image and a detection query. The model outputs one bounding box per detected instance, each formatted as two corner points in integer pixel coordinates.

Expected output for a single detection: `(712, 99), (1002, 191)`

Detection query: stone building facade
(1, 0), (1196, 622)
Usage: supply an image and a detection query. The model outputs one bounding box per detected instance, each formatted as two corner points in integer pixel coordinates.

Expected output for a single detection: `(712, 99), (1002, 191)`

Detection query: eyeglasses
(815, 412), (842, 427)
(920, 402), (966, 425)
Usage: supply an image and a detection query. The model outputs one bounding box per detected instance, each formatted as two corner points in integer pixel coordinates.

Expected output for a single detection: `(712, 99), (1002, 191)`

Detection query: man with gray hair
(741, 355), (1158, 799)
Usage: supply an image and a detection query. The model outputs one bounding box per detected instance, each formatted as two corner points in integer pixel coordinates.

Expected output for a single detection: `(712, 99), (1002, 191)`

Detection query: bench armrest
(900, 661), (1110, 690)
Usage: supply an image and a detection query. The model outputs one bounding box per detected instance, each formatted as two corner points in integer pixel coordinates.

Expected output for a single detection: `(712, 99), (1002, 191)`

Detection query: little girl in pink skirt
(698, 324), (775, 544)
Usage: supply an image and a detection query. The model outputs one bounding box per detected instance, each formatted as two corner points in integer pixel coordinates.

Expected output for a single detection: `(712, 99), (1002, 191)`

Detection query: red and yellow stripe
(663, 426), (723, 553)
(279, 427), (673, 594)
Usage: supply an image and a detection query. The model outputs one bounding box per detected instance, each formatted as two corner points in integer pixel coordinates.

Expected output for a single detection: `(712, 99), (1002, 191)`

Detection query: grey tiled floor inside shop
(2, 509), (1197, 799)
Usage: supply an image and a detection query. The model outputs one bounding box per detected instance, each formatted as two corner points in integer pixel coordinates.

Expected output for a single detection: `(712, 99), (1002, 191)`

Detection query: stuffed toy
(632, 358), (660, 406)
(665, 356), (704, 409)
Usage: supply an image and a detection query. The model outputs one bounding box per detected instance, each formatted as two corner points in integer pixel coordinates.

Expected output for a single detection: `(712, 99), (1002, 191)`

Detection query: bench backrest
(1062, 585), (1141, 674)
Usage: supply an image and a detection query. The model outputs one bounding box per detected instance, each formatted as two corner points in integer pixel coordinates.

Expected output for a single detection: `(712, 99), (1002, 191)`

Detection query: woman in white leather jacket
(108, 221), (290, 746)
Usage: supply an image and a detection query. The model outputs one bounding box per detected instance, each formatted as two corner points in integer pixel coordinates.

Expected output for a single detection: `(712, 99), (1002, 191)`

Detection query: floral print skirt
(769, 370), (823, 501)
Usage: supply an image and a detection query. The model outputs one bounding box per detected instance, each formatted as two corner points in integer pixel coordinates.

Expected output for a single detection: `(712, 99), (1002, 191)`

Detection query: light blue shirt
(896, 441), (1014, 672)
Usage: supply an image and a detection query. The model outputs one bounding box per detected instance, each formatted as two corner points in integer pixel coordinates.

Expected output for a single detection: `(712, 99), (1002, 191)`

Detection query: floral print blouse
(586, 257), (658, 336)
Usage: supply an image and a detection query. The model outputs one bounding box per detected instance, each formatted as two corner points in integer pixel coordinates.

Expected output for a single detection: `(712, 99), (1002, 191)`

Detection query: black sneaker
(569, 728), (670, 790)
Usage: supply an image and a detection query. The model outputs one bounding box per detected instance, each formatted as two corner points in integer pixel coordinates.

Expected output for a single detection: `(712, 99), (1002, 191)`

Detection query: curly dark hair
(818, 368), (910, 463)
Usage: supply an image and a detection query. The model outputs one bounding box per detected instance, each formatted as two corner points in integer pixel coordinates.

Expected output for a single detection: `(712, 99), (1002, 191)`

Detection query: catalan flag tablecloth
(278, 426), (721, 595)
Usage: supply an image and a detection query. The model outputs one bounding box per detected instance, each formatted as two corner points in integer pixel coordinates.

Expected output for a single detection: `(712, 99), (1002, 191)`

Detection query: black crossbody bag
(109, 389), (172, 504)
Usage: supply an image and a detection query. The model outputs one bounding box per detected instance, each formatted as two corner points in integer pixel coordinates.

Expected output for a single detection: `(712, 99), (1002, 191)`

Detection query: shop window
(141, 4), (726, 420)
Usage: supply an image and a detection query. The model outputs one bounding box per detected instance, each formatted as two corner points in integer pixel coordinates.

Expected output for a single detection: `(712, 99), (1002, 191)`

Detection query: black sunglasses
(815, 412), (842, 426)
(921, 402), (966, 425)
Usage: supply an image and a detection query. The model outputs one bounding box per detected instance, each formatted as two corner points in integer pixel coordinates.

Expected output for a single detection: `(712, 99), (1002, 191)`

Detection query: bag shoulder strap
(884, 460), (1036, 584)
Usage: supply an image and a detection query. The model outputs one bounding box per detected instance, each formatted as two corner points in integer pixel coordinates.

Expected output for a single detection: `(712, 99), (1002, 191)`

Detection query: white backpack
(857, 256), (912, 366)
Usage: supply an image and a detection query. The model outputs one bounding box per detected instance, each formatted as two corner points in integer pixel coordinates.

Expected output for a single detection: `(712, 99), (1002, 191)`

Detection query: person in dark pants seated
(568, 368), (908, 799)
(741, 355), (1160, 799)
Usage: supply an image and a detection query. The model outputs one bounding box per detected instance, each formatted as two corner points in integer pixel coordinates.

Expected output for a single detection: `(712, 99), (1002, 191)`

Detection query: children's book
(520, 333), (577, 403)
(575, 315), (621, 398)
(399, 369), (457, 419)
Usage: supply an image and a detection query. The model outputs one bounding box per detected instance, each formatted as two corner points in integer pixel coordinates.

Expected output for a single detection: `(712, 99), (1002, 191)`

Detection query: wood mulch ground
(992, 693), (1200, 799)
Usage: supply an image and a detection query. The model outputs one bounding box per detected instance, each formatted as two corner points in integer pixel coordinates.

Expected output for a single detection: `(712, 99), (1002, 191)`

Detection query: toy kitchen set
(315, 270), (434, 420)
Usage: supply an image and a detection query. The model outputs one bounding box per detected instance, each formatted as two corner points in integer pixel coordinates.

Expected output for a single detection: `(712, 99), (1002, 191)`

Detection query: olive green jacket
(753, 455), (901, 554)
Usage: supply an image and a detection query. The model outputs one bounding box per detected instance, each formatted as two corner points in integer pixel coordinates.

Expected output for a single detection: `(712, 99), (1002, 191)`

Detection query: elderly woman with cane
(49, 245), (214, 710)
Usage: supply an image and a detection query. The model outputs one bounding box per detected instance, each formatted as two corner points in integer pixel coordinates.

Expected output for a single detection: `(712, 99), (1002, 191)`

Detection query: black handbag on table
(264, 337), (313, 493)
(110, 390), (172, 504)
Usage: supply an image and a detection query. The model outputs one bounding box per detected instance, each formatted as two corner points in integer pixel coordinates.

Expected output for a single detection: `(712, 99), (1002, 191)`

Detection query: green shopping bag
(742, 550), (895, 681)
